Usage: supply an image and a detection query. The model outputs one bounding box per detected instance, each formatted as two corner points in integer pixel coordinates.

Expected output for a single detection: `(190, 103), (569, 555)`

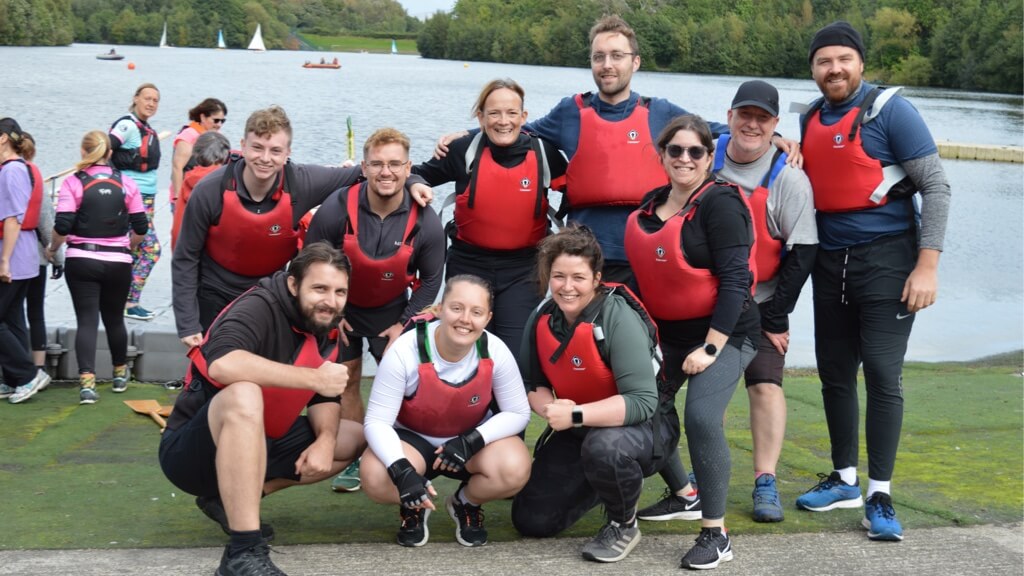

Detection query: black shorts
(158, 400), (316, 497)
(340, 301), (406, 362)
(396, 428), (471, 483)
(744, 334), (785, 387)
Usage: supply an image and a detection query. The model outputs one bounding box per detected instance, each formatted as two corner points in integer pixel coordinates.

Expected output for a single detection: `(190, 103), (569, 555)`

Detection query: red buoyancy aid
(111, 115), (161, 173)
(535, 317), (618, 404)
(564, 93), (668, 208)
(0, 159), (42, 239)
(456, 140), (547, 250)
(802, 106), (888, 213)
(205, 160), (301, 277)
(185, 289), (342, 439)
(342, 182), (419, 308)
(396, 319), (494, 438)
(625, 181), (757, 321)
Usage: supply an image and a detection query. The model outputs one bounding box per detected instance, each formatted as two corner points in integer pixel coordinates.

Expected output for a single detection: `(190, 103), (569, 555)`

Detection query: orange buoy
(128, 62), (136, 70)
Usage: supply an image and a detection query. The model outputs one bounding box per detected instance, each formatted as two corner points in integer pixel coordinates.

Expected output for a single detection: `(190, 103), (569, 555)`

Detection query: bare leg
(748, 382), (786, 476)
(206, 382), (266, 532)
(340, 358), (364, 423)
(463, 436), (531, 504)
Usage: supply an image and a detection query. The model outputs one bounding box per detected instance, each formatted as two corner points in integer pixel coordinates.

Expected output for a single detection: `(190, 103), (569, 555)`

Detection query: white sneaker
(9, 370), (52, 404)
(0, 383), (14, 399)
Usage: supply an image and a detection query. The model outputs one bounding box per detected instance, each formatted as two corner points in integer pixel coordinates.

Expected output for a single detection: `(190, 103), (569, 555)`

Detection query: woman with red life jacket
(360, 275), (531, 549)
(512, 225), (676, 565)
(169, 98), (227, 213)
(170, 130), (231, 251)
(413, 78), (567, 360)
(0, 117), (52, 404)
(47, 131), (149, 405)
(109, 83), (162, 321)
(624, 115), (759, 570)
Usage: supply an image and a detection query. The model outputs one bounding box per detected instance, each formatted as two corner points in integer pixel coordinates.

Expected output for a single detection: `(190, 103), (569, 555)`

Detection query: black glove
(50, 264), (64, 280)
(436, 429), (484, 473)
(387, 458), (432, 509)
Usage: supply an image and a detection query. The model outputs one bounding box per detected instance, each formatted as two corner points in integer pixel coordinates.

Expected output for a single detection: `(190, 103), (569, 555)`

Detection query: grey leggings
(659, 338), (757, 520)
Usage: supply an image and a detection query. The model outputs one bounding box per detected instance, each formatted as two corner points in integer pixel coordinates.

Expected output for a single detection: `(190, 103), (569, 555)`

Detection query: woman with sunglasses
(169, 98), (227, 213)
(624, 114), (759, 570)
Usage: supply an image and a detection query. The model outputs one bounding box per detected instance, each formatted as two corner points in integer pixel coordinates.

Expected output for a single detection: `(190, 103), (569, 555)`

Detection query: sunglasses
(665, 144), (707, 161)
(212, 118), (226, 125)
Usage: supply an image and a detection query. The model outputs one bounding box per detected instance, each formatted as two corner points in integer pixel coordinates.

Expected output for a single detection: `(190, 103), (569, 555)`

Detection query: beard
(299, 301), (343, 337)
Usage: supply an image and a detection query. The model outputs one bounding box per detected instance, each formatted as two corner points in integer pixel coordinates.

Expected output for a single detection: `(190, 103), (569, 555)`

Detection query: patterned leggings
(128, 195), (161, 306)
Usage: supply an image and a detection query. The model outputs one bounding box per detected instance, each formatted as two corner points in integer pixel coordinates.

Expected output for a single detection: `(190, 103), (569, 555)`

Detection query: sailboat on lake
(248, 24), (266, 52)
(216, 29), (226, 49)
(159, 22), (168, 48)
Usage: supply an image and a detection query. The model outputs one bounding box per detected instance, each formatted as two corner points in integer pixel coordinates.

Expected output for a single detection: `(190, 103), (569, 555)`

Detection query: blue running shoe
(862, 492), (904, 541)
(752, 473), (784, 522)
(795, 471), (863, 512)
(124, 306), (155, 321)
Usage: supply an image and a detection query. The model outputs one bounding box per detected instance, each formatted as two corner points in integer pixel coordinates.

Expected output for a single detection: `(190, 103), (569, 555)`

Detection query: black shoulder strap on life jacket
(799, 97), (826, 141)
(848, 87), (885, 143)
(638, 95), (651, 108)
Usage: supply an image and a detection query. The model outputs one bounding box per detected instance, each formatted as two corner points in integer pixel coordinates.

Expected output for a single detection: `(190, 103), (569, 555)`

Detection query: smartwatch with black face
(572, 407), (584, 428)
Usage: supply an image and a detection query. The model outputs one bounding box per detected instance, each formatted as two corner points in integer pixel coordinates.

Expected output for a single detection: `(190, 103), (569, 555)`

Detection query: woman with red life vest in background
(47, 131), (149, 405)
(170, 130), (231, 251)
(0, 117), (52, 404)
(109, 83), (161, 321)
(413, 78), (567, 360)
(512, 225), (677, 565)
(169, 98), (227, 213)
(360, 275), (531, 549)
(624, 115), (759, 570)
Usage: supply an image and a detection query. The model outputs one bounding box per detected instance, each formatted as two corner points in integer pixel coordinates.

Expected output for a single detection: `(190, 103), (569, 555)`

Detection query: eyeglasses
(212, 118), (226, 125)
(365, 160), (409, 173)
(590, 51), (635, 64)
(665, 144), (708, 161)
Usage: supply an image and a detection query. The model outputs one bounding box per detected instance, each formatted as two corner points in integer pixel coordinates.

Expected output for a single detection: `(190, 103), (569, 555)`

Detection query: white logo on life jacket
(655, 246), (666, 261)
(571, 355), (583, 369)
(269, 224), (282, 236)
(520, 177), (531, 191)
(98, 187), (112, 195)
(382, 271), (394, 280)
(627, 129), (639, 143)
(833, 133), (844, 146)
(468, 394), (480, 406)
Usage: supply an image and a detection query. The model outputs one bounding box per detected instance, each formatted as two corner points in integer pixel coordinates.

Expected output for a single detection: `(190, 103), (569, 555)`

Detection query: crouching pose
(360, 275), (531, 548)
(158, 243), (365, 576)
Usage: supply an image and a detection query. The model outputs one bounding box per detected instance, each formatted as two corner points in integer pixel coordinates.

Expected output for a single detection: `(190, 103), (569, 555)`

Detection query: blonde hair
(129, 83), (160, 113)
(363, 127), (410, 157)
(76, 131), (112, 171)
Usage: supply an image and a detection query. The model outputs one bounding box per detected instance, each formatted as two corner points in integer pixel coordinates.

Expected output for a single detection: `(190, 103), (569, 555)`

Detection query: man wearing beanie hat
(794, 21), (951, 542)
(638, 80), (817, 552)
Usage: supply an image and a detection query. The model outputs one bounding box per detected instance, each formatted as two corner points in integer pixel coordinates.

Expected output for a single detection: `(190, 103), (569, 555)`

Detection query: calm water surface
(2, 44), (1021, 365)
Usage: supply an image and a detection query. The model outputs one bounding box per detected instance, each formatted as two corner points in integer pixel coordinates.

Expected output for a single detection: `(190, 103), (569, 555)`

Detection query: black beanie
(808, 21), (865, 63)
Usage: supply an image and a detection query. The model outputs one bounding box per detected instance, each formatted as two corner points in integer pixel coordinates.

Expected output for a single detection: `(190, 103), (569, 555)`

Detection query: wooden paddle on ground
(124, 399), (167, 431)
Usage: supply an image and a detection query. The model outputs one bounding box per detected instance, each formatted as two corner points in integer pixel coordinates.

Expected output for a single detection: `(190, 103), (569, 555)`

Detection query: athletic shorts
(744, 334), (785, 387)
(396, 428), (471, 483)
(340, 301), (405, 362)
(158, 400), (316, 497)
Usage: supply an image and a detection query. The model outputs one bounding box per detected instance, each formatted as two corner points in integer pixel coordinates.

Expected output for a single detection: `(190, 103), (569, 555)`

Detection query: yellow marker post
(347, 116), (355, 162)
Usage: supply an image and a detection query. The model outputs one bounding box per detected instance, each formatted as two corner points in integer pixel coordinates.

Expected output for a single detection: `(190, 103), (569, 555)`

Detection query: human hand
(180, 333), (203, 348)
(388, 458), (437, 510)
(544, 401), (575, 431)
(314, 360), (349, 397)
(294, 436), (336, 480)
(0, 260), (11, 283)
(409, 183), (434, 207)
(433, 429), (484, 474)
(772, 135), (803, 168)
(433, 131), (467, 160)
(682, 347), (717, 375)
(340, 317), (353, 347)
(763, 330), (790, 355)
(378, 323), (404, 354)
(901, 262), (938, 313)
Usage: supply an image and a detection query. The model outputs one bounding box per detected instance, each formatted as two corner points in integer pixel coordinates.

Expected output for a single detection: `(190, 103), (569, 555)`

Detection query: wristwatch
(701, 342), (720, 358)
(571, 407), (584, 428)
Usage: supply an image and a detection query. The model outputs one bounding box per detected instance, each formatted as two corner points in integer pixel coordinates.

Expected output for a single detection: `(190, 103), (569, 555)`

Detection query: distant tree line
(417, 0), (1023, 94)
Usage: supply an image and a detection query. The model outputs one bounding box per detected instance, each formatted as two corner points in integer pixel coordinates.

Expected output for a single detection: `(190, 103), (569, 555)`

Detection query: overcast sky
(398, 0), (456, 19)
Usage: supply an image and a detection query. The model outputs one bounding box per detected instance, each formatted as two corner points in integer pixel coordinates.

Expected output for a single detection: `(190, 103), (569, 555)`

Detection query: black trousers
(65, 257), (133, 374)
(26, 265), (47, 352)
(0, 278), (35, 385)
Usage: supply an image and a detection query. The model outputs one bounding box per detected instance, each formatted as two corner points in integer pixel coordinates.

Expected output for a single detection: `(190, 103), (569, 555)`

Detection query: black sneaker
(680, 527), (734, 570)
(196, 496), (275, 542)
(397, 507), (430, 547)
(637, 488), (702, 521)
(215, 542), (286, 576)
(446, 494), (487, 547)
(581, 519), (641, 563)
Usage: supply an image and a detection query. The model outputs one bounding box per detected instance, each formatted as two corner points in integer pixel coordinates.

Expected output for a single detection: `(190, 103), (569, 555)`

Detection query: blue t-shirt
(110, 115), (158, 195)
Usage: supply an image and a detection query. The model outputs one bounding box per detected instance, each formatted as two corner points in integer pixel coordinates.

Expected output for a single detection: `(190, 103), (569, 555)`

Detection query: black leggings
(26, 264), (47, 352)
(65, 257), (133, 374)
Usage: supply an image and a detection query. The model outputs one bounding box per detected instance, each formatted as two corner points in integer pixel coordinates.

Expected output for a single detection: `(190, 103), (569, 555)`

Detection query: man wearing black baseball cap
(638, 80), (818, 536)
(794, 21), (952, 542)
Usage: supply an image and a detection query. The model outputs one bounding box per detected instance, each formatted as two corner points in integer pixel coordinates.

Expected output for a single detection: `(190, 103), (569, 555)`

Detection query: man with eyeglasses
(637, 80), (817, 530)
(436, 14), (797, 286)
(304, 128), (445, 489)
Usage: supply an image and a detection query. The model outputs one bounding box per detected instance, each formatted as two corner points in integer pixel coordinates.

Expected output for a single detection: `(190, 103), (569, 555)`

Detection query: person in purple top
(0, 117), (51, 404)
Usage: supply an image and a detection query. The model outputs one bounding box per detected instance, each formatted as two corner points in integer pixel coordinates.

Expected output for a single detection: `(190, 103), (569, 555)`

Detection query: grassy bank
(1, 355), (1020, 549)
(301, 33), (417, 55)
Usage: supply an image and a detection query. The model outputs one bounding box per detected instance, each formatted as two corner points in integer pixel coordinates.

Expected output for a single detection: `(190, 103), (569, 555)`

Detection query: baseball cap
(731, 80), (779, 117)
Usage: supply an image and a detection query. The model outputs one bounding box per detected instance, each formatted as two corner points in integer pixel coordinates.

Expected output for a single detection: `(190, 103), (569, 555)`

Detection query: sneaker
(862, 492), (904, 541)
(196, 495), (275, 541)
(397, 506), (430, 547)
(124, 306), (155, 321)
(581, 519), (641, 563)
(446, 492), (487, 547)
(214, 542), (286, 576)
(680, 527), (734, 570)
(752, 474), (784, 523)
(330, 459), (361, 492)
(9, 369), (52, 404)
(79, 386), (99, 405)
(0, 383), (14, 399)
(638, 488), (701, 521)
(795, 471), (863, 512)
(112, 366), (130, 393)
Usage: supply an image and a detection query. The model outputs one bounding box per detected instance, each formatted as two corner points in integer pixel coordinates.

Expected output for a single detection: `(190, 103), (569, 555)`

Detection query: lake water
(2, 44), (1021, 366)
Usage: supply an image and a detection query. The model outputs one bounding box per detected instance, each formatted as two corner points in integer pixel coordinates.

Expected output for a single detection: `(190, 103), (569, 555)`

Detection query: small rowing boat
(303, 58), (340, 69)
(97, 50), (124, 60)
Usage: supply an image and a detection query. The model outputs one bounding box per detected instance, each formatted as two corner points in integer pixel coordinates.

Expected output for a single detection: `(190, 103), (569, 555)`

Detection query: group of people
(0, 13), (949, 576)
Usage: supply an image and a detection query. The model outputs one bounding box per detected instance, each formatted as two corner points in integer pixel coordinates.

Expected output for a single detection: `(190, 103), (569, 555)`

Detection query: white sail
(217, 29), (226, 49)
(159, 22), (168, 48)
(247, 24), (266, 52)
(391, 39), (397, 54)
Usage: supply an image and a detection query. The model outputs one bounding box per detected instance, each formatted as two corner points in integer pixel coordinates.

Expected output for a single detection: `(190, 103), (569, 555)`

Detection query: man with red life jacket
(435, 16), (800, 286)
(637, 81), (817, 528)
(172, 107), (435, 349)
(159, 243), (365, 576)
(793, 22), (950, 542)
(304, 128), (445, 493)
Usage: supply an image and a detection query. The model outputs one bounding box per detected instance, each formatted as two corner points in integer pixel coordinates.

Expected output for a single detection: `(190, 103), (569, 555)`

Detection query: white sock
(866, 479), (890, 499)
(457, 486), (478, 507)
(835, 467), (858, 486)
